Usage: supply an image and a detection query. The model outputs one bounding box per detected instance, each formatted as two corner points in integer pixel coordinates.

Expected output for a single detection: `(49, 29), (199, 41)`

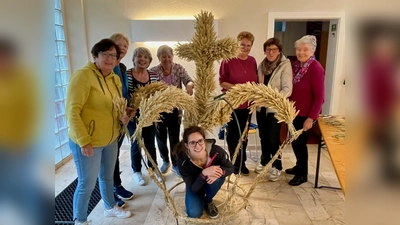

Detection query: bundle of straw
(130, 82), (169, 110)
(131, 85), (198, 142)
(224, 82), (301, 140)
(112, 96), (130, 140)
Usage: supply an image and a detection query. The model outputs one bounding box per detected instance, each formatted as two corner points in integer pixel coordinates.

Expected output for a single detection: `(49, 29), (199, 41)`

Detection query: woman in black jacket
(174, 126), (234, 219)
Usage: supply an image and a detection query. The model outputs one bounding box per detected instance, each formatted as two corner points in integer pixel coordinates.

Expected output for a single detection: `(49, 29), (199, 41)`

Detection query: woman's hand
(81, 143), (94, 157)
(186, 83), (194, 95)
(126, 107), (136, 118)
(303, 118), (314, 131)
(119, 115), (130, 125)
(220, 82), (234, 90)
(202, 166), (223, 177)
(206, 175), (220, 184)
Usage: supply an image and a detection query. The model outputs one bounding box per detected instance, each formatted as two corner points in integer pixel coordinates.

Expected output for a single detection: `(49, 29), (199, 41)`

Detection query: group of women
(66, 31), (324, 224)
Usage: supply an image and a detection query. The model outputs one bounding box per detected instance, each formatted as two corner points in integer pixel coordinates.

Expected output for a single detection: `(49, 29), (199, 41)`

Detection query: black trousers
(226, 108), (251, 169)
(113, 134), (125, 187)
(256, 109), (282, 170)
(155, 108), (181, 166)
(291, 116), (309, 176)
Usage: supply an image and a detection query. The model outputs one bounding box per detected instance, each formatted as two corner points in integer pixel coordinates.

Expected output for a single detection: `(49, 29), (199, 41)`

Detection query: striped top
(126, 68), (159, 93)
(126, 68), (159, 118)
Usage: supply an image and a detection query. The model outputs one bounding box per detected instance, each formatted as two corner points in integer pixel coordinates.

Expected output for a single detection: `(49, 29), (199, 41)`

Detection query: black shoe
(114, 193), (126, 208)
(206, 202), (219, 219)
(285, 167), (297, 175)
(233, 168), (239, 175)
(288, 175), (308, 186)
(241, 166), (250, 176)
(114, 185), (134, 200)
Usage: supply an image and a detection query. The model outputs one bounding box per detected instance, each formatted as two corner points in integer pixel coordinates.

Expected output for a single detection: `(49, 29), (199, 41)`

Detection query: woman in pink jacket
(286, 35), (325, 186)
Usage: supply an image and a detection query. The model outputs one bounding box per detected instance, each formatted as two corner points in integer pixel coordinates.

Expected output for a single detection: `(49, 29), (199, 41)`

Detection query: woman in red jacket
(286, 35), (325, 186)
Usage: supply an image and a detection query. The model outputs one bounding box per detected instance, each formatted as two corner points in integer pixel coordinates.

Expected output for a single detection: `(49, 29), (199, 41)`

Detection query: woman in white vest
(255, 37), (293, 181)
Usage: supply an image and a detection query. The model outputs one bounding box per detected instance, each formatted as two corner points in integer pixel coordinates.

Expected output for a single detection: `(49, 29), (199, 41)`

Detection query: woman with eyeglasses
(286, 35), (325, 186)
(173, 126), (234, 219)
(66, 39), (133, 225)
(219, 31), (258, 175)
(254, 38), (292, 182)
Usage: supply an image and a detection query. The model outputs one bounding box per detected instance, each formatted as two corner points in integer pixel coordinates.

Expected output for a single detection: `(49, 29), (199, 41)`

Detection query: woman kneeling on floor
(174, 126), (234, 219)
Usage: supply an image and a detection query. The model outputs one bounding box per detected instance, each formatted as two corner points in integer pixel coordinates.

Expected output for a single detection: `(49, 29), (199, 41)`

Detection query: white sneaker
(255, 164), (273, 174)
(268, 167), (281, 182)
(255, 164), (264, 173)
(75, 220), (91, 225)
(133, 172), (145, 186)
(154, 174), (163, 183)
(104, 205), (132, 218)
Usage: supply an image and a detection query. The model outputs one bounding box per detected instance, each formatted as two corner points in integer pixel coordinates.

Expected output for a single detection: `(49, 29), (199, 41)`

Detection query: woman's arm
(219, 60), (234, 90)
(220, 82), (234, 90)
(280, 61), (293, 97)
(179, 160), (207, 193)
(65, 70), (91, 147)
(215, 146), (234, 177)
(176, 64), (193, 86)
(309, 63), (325, 120)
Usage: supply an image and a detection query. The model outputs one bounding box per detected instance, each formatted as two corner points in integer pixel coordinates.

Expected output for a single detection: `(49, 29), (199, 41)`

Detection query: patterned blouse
(149, 63), (193, 89)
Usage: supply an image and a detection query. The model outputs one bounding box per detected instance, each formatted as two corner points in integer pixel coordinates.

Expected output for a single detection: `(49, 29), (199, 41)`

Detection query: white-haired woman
(286, 35), (325, 186)
(149, 45), (194, 177)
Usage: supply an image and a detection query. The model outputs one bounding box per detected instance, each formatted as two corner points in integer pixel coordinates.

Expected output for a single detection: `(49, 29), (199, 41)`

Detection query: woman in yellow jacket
(66, 39), (133, 225)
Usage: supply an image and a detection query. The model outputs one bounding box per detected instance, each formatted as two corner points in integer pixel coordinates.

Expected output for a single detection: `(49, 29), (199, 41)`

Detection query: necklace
(238, 59), (247, 73)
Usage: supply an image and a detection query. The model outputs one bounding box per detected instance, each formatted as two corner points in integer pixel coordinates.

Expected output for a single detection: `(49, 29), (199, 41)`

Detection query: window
(55, 0), (70, 165)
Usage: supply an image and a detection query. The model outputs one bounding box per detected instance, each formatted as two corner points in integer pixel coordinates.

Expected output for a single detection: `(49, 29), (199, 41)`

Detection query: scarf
(260, 53), (282, 76)
(292, 55), (316, 84)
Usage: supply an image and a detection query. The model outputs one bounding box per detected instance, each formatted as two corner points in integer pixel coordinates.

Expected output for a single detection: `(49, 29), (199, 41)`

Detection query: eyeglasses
(188, 138), (205, 148)
(266, 48), (279, 53)
(100, 51), (118, 60)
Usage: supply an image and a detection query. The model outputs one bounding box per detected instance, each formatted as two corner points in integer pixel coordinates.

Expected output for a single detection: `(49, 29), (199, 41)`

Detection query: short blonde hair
(110, 33), (130, 46)
(156, 45), (173, 59)
(294, 35), (317, 52)
(132, 47), (152, 67)
(237, 31), (255, 44)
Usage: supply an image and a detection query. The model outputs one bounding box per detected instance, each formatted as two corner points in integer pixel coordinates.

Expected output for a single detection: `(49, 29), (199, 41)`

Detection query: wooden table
(314, 116), (345, 195)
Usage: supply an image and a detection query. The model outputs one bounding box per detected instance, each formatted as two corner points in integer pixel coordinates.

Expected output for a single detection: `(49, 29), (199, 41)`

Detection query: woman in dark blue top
(110, 33), (134, 206)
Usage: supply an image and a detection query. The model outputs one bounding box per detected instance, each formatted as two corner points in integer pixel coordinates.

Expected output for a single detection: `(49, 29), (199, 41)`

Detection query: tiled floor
(55, 144), (345, 225)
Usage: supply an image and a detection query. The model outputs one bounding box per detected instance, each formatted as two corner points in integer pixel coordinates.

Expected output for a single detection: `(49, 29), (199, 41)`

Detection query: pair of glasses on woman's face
(265, 48), (279, 53)
(188, 138), (205, 148)
(99, 51), (118, 60)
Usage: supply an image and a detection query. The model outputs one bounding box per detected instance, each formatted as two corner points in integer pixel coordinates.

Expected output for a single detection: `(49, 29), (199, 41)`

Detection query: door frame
(267, 12), (345, 115)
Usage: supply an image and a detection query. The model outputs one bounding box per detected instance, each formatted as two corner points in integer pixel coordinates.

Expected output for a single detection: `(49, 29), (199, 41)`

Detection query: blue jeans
(185, 177), (225, 218)
(127, 121), (158, 172)
(70, 139), (118, 222)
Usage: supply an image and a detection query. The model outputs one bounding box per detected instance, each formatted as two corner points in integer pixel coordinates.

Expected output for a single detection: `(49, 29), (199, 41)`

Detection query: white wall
(322, 19), (339, 114)
(63, 0), (89, 72)
(63, 0), (345, 142)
